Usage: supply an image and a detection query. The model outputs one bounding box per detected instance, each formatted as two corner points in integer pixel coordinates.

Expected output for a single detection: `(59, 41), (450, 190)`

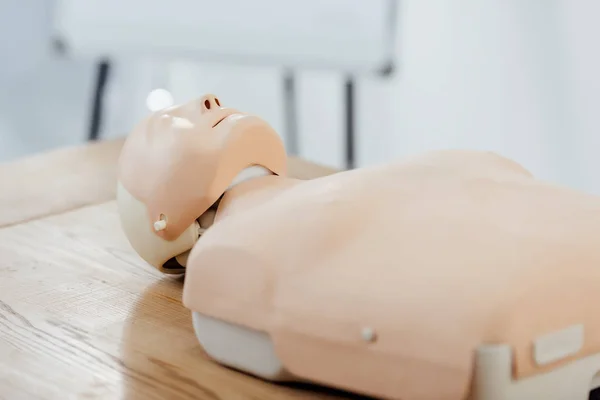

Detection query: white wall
(556, 0), (600, 193)
(0, 0), (94, 161)
(2, 0), (600, 195)
(359, 0), (600, 194)
(359, 1), (562, 177)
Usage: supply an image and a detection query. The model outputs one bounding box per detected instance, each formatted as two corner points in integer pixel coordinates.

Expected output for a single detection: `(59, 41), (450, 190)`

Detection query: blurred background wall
(1, 0), (599, 193)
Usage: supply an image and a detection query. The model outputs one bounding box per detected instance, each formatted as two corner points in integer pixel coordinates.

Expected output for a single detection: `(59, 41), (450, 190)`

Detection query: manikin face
(116, 94), (287, 272)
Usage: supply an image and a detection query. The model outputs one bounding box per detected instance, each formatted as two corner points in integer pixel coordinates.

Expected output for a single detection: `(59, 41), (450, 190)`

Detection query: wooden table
(0, 139), (364, 400)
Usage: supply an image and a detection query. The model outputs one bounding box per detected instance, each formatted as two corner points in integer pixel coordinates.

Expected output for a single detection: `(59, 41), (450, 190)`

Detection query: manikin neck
(202, 165), (277, 228)
(227, 165), (274, 190)
(175, 165), (277, 267)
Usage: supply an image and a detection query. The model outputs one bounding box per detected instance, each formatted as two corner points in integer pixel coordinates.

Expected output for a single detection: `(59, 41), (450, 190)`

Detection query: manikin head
(117, 94), (287, 273)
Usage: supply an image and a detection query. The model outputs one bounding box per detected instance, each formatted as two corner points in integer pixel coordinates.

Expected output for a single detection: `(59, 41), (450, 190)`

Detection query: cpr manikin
(117, 94), (600, 400)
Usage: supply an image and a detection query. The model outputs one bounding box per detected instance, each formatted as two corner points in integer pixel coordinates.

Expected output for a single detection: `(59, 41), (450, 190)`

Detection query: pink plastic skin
(119, 94), (600, 400)
(183, 149), (600, 399)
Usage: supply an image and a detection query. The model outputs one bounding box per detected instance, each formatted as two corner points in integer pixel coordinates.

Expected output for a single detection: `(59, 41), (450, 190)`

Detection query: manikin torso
(118, 95), (600, 400)
(187, 152), (600, 399)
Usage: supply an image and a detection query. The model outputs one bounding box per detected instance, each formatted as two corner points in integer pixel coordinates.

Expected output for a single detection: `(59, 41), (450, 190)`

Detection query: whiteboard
(52, 0), (397, 74)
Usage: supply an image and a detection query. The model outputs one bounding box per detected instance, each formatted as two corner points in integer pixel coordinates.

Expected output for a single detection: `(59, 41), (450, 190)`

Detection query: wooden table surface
(0, 139), (364, 400)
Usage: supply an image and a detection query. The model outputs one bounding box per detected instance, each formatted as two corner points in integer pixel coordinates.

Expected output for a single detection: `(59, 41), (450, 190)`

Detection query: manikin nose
(200, 94), (222, 114)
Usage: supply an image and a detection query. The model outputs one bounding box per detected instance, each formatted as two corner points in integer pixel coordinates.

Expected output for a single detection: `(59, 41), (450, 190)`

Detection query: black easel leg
(283, 70), (298, 155)
(88, 59), (111, 141)
(344, 77), (356, 169)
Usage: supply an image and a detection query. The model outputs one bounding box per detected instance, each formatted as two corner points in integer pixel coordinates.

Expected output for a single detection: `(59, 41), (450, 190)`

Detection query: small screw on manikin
(361, 327), (377, 343)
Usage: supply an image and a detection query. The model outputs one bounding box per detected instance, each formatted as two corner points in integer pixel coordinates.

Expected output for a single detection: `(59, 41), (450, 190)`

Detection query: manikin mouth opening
(212, 116), (227, 128)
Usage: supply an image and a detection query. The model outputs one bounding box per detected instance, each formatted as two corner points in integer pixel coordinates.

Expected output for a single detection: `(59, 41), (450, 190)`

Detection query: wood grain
(0, 138), (337, 228)
(0, 142), (362, 400)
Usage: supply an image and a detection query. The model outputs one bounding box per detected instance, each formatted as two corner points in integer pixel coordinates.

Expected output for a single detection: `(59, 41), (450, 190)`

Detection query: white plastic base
(192, 311), (600, 399)
(470, 344), (600, 400)
(192, 312), (294, 381)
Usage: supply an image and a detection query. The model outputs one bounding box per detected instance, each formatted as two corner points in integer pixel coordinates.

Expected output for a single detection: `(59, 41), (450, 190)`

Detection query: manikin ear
(116, 181), (199, 274)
